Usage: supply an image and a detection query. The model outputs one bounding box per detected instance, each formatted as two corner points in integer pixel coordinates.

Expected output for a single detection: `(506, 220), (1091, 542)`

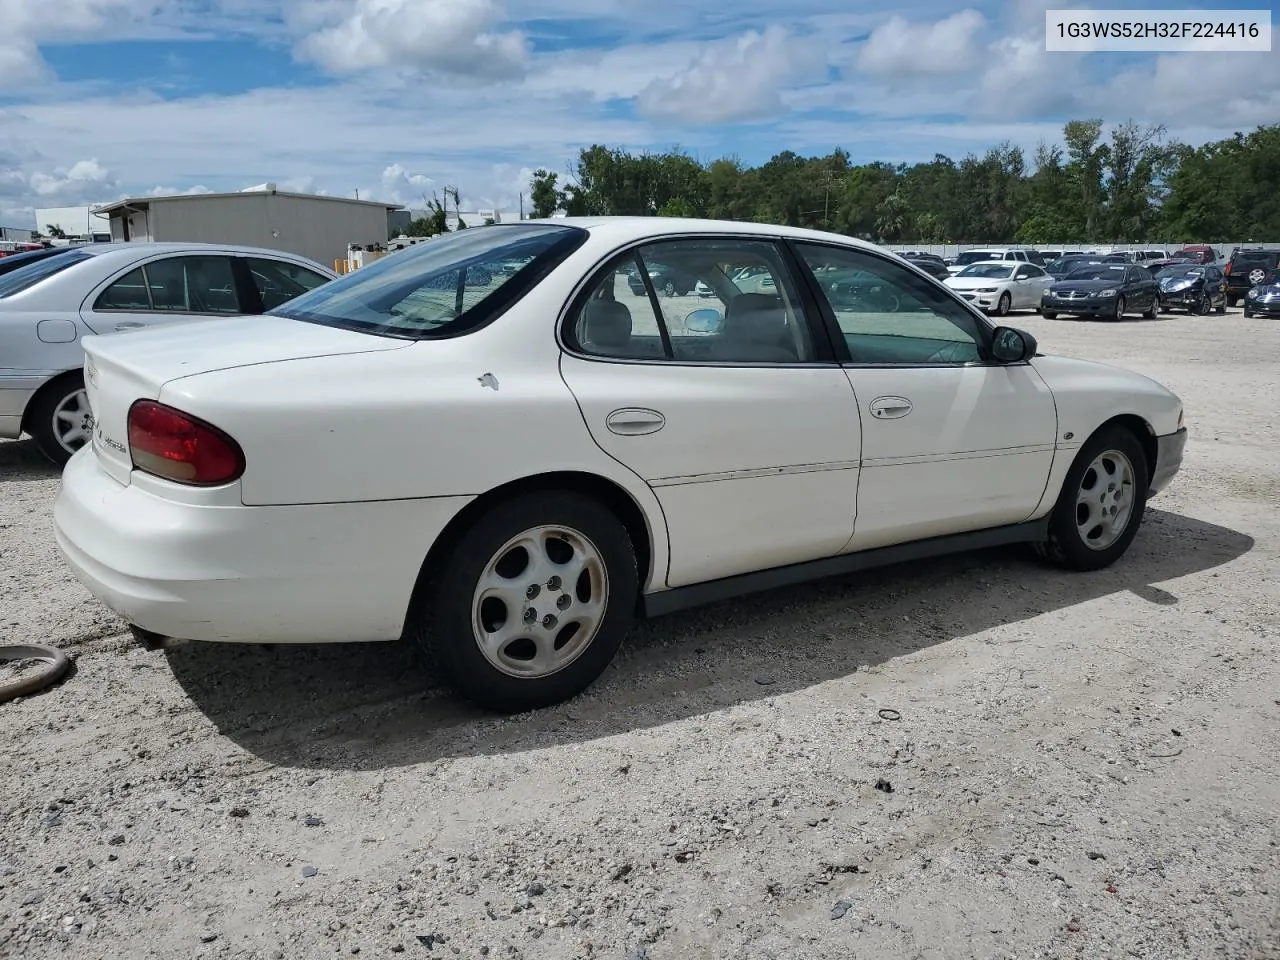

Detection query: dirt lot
(2, 308), (1278, 960)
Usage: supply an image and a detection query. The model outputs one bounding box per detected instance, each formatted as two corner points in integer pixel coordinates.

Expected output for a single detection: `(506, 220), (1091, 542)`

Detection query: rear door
(558, 235), (862, 588)
(80, 254), (245, 335)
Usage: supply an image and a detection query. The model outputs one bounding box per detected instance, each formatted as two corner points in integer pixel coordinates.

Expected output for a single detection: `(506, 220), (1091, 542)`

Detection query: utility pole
(519, 192), (524, 220)
(354, 188), (359, 200)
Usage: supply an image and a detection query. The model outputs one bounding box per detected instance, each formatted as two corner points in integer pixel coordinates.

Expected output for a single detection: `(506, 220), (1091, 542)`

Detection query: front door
(791, 241), (1058, 552)
(559, 236), (862, 588)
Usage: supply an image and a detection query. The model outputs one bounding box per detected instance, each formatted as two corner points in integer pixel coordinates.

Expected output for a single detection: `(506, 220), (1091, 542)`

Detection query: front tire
(1110, 295), (1126, 321)
(995, 292), (1011, 317)
(1041, 310), (1058, 319)
(409, 491), (637, 713)
(28, 372), (91, 467)
(1036, 425), (1149, 572)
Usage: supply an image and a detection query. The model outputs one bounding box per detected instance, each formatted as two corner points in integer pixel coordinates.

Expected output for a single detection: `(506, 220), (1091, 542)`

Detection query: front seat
(717, 293), (798, 362)
(581, 299), (633, 357)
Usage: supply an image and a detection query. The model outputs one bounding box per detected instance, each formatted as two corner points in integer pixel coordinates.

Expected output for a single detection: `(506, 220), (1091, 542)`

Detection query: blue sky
(1, 0), (1277, 227)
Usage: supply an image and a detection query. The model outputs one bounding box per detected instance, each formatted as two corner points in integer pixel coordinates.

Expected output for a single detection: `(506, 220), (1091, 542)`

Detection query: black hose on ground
(0, 645), (71, 704)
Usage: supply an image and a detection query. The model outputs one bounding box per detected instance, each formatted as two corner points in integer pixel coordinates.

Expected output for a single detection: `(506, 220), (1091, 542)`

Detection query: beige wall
(146, 194), (394, 266)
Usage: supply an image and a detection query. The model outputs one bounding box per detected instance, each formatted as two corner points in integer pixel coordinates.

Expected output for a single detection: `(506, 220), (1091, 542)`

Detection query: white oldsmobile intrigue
(54, 218), (1187, 712)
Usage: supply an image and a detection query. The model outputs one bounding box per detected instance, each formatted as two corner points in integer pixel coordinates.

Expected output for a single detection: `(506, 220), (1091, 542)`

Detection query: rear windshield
(1234, 251), (1279, 264)
(0, 249), (92, 298)
(955, 250), (1003, 265)
(271, 224), (587, 339)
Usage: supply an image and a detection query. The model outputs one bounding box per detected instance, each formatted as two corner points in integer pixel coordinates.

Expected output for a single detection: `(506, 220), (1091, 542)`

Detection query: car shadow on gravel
(165, 508), (1253, 771)
(0, 439), (61, 482)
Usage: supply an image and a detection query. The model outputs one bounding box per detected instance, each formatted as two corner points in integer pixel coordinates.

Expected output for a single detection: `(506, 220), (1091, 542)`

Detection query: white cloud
(856, 9), (987, 76)
(27, 158), (115, 198)
(636, 26), (826, 124)
(294, 0), (529, 79)
(145, 184), (214, 197)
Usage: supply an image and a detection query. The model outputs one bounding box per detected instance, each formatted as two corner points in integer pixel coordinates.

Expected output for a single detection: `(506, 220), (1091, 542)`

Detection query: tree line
(524, 120), (1279, 244)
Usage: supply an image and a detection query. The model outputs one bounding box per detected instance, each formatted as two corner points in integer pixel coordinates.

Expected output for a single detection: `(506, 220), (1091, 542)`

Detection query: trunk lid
(83, 315), (407, 486)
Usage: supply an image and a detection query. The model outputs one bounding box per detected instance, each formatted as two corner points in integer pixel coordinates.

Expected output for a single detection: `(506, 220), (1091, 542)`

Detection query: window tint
(246, 257), (330, 311)
(567, 238), (815, 364)
(1014, 265), (1032, 279)
(145, 256), (240, 313)
(94, 267), (151, 310)
(796, 242), (984, 365)
(272, 224), (585, 339)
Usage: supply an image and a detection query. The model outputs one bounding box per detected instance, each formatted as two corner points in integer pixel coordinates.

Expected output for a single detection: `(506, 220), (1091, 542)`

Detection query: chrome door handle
(605, 408), (665, 436)
(869, 396), (912, 419)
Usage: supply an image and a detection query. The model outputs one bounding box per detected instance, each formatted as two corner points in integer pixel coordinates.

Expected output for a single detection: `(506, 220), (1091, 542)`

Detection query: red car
(1178, 244), (1217, 265)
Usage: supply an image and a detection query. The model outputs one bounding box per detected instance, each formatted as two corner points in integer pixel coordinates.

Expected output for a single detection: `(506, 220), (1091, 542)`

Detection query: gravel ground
(2, 307), (1278, 960)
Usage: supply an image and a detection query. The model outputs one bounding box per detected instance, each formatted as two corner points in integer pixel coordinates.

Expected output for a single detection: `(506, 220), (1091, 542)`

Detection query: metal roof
(93, 189), (404, 214)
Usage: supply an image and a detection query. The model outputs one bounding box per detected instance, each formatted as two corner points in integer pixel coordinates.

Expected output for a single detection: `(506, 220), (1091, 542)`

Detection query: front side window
(246, 257), (331, 311)
(272, 224), (586, 339)
(795, 242), (985, 365)
(566, 237), (816, 364)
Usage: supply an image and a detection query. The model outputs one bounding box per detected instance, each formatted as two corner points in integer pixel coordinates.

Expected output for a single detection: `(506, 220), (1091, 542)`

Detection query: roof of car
(63, 241), (333, 274)
(527, 216), (887, 251)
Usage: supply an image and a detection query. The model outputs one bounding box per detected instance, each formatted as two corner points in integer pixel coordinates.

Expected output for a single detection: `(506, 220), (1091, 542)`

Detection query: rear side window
(271, 224), (587, 339)
(94, 256), (241, 313)
(0, 249), (92, 299)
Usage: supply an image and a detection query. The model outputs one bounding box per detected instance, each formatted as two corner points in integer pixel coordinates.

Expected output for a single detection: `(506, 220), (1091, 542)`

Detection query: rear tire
(1035, 425), (1149, 572)
(27, 372), (90, 467)
(407, 491), (637, 713)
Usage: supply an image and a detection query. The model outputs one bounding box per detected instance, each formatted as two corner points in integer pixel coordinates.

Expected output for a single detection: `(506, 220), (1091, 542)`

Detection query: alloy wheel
(1076, 450), (1135, 551)
(52, 388), (93, 456)
(471, 525), (609, 679)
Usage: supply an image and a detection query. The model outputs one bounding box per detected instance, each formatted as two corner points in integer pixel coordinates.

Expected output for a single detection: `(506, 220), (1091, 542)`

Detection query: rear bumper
(1149, 427), (1187, 496)
(53, 449), (473, 644)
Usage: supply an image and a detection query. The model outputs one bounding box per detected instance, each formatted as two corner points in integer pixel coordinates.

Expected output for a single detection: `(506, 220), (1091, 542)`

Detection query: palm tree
(875, 193), (909, 241)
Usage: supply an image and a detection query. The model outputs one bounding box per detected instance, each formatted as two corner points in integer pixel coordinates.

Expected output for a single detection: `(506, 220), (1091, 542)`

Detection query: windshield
(0, 249), (91, 298)
(1157, 266), (1203, 279)
(957, 263), (1014, 279)
(1047, 258), (1095, 274)
(1065, 265), (1127, 281)
(955, 251), (1002, 265)
(271, 224), (587, 339)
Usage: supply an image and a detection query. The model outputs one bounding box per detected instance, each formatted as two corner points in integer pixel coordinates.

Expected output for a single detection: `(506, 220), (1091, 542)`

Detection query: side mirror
(685, 307), (723, 334)
(991, 326), (1037, 363)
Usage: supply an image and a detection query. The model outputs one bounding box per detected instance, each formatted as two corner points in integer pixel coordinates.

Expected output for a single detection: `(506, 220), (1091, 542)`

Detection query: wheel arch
(20, 368), (83, 435)
(404, 470), (664, 629)
(1032, 411), (1159, 520)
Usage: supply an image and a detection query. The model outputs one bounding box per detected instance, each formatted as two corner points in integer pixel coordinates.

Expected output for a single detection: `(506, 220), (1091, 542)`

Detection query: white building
(92, 186), (406, 268)
(34, 205), (113, 241)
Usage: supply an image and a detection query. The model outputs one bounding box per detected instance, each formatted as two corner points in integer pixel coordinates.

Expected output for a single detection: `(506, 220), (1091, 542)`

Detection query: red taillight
(127, 400), (245, 486)
(1224, 261), (1232, 275)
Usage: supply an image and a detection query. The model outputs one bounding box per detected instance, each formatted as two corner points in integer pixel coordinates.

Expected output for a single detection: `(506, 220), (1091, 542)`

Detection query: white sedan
(944, 260), (1055, 315)
(54, 218), (1187, 713)
(0, 242), (335, 463)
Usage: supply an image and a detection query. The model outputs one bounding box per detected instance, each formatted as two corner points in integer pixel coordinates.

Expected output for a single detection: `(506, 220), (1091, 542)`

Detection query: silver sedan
(0, 242), (335, 463)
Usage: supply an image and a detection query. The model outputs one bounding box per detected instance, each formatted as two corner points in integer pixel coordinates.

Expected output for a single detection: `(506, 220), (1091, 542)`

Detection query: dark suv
(1224, 247), (1280, 307)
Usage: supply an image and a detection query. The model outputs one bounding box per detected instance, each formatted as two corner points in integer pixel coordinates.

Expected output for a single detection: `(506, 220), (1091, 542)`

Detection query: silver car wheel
(52, 388), (94, 455)
(1076, 450), (1135, 551)
(471, 525), (609, 679)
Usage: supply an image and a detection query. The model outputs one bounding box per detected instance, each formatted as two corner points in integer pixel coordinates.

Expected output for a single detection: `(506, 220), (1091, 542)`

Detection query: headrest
(582, 298), (632, 348)
(724, 293), (787, 343)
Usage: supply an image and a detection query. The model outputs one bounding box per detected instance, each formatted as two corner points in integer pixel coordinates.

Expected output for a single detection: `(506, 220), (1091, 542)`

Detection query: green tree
(529, 168), (561, 218)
